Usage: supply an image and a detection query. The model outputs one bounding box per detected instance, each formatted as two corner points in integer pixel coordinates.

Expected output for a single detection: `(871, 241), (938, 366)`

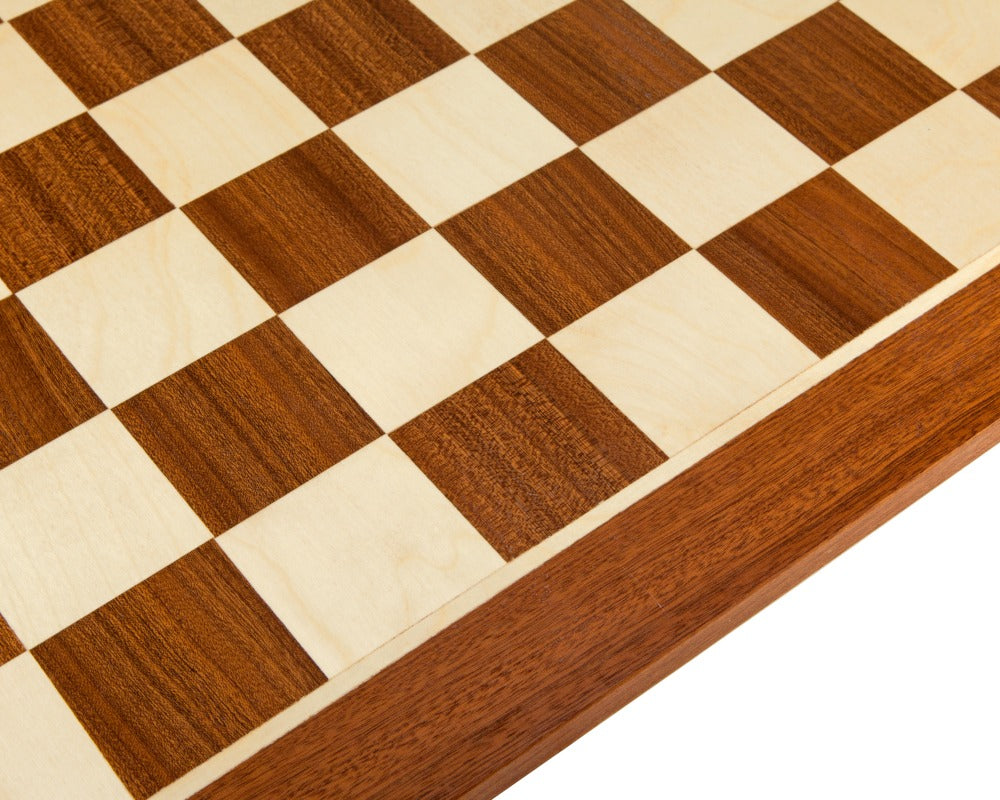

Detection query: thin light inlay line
(149, 240), (1000, 800)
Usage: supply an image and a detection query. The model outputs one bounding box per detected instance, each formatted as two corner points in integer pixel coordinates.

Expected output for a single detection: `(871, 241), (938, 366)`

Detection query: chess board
(1, 0), (999, 797)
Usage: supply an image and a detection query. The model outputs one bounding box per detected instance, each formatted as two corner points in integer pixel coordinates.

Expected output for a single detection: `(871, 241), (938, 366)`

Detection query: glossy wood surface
(0, 296), (103, 468)
(0, 114), (171, 290)
(700, 169), (954, 356)
(966, 66), (1000, 119)
(438, 149), (687, 336)
(393, 341), (666, 559)
(195, 262), (1000, 799)
(184, 130), (426, 312)
(34, 542), (325, 799)
(1, 2), (999, 797)
(12, 0), (228, 106)
(115, 318), (381, 535)
(717, 3), (951, 162)
(242, 0), (464, 126)
(480, 0), (706, 144)
(0, 615), (22, 667)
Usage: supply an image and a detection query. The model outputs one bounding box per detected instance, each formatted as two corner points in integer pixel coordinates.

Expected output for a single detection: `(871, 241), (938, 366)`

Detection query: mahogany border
(195, 264), (1000, 799)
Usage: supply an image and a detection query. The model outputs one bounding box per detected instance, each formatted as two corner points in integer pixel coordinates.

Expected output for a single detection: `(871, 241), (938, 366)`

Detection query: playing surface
(1, 1), (999, 798)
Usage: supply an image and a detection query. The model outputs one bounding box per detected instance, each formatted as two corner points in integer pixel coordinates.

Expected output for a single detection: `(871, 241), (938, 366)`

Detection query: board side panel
(193, 260), (1000, 799)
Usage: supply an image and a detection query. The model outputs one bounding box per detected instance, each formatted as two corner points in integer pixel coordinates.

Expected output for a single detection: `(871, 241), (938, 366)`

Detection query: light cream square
(0, 654), (131, 800)
(844, 0), (1000, 86)
(335, 56), (573, 225)
(583, 74), (824, 247)
(0, 0), (46, 18)
(20, 212), (271, 407)
(551, 252), (817, 456)
(0, 25), (85, 153)
(836, 92), (1000, 267)
(91, 40), (325, 205)
(282, 231), (541, 431)
(0, 412), (211, 647)
(0, 276), (9, 300)
(626, 0), (831, 69)
(220, 437), (503, 677)
(197, 0), (310, 35)
(409, 0), (569, 51)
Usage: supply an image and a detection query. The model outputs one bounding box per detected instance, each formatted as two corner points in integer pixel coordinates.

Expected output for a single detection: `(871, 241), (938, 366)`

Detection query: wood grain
(195, 260), (1000, 800)
(0, 114), (172, 291)
(832, 92), (1000, 270)
(392, 341), (665, 560)
(840, 0), (1000, 88)
(12, 0), (230, 107)
(700, 170), (954, 356)
(184, 131), (426, 312)
(717, 3), (952, 163)
(332, 55), (574, 226)
(0, 21), (85, 153)
(0, 296), (103, 469)
(480, 0), (707, 143)
(115, 318), (381, 535)
(242, 0), (465, 126)
(0, 614), (22, 667)
(966, 67), (1000, 119)
(33, 542), (325, 799)
(438, 149), (687, 336)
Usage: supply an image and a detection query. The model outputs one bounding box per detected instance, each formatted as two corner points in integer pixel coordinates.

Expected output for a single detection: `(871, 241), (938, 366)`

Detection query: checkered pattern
(1, 1), (998, 797)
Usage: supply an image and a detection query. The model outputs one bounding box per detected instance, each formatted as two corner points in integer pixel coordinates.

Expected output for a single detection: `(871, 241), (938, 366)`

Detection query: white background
(500, 444), (1000, 799)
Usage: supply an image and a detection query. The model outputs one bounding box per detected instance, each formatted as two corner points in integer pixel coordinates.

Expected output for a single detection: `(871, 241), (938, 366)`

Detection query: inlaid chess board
(1, 1), (999, 798)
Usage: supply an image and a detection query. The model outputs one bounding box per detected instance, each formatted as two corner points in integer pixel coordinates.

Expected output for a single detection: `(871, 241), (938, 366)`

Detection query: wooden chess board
(1, 1), (999, 798)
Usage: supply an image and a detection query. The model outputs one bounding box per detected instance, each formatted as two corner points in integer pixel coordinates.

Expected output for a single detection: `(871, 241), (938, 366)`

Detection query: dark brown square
(33, 543), (325, 799)
(0, 115), (172, 291)
(966, 67), (1000, 119)
(392, 341), (665, 560)
(241, 0), (465, 126)
(479, 0), (707, 144)
(700, 170), (954, 357)
(115, 318), (381, 534)
(438, 149), (687, 336)
(0, 297), (104, 469)
(717, 4), (952, 163)
(12, 0), (230, 107)
(184, 131), (427, 312)
(0, 614), (23, 667)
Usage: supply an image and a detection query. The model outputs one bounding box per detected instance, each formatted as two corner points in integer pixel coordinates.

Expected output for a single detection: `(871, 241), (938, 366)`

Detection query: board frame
(188, 259), (1000, 798)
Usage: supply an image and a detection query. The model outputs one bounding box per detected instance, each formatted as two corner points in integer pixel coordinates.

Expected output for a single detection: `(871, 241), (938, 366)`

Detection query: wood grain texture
(392, 341), (665, 560)
(332, 55), (574, 226)
(242, 0), (465, 126)
(841, 0), (1000, 88)
(0, 296), (103, 469)
(184, 131), (426, 312)
(0, 22), (85, 153)
(88, 39), (327, 207)
(438, 149), (687, 336)
(966, 67), (1000, 119)
(115, 318), (381, 535)
(549, 251), (818, 456)
(195, 261), (1000, 800)
(33, 542), (325, 799)
(0, 114), (172, 291)
(479, 0), (706, 144)
(0, 614), (22, 667)
(0, 411), (211, 649)
(717, 3), (952, 163)
(12, 0), (230, 107)
(832, 92), (1000, 270)
(18, 210), (272, 408)
(281, 230), (542, 432)
(700, 170), (954, 357)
